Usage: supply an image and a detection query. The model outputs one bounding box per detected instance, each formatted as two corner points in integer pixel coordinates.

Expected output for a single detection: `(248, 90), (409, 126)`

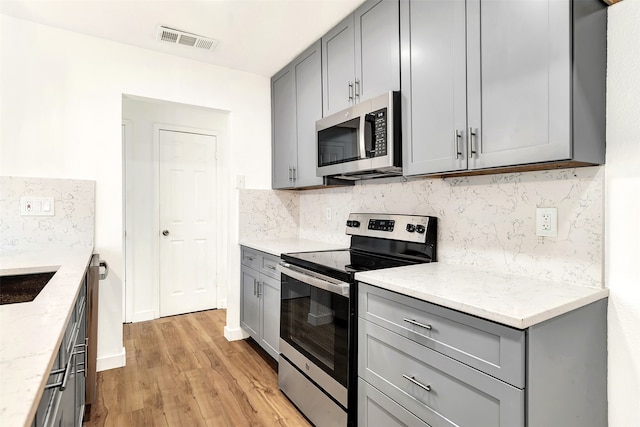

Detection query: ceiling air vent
(157, 26), (219, 52)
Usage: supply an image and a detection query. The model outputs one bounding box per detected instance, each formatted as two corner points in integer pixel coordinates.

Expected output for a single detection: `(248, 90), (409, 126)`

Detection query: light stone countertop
(0, 248), (93, 427)
(355, 262), (609, 330)
(239, 238), (346, 257)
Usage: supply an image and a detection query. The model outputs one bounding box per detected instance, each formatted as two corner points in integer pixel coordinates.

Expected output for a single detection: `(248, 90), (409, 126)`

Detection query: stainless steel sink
(0, 271), (57, 304)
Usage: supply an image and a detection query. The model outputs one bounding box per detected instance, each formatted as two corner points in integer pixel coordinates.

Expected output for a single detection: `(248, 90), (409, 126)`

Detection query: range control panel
(368, 219), (394, 232)
(345, 213), (436, 244)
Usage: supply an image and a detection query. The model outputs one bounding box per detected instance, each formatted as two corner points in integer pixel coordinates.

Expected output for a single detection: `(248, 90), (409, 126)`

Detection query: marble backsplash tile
(0, 176), (95, 252)
(238, 189), (299, 241)
(298, 167), (604, 288)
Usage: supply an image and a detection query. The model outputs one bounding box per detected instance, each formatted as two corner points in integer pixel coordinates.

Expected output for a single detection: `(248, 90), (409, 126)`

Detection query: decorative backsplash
(239, 166), (604, 288)
(238, 189), (299, 241)
(0, 176), (95, 251)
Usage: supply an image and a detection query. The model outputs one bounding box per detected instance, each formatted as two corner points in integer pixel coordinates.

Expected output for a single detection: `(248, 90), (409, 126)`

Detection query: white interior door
(159, 129), (217, 317)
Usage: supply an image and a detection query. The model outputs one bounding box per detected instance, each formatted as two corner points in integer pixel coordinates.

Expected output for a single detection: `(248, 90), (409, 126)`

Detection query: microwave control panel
(371, 108), (387, 157)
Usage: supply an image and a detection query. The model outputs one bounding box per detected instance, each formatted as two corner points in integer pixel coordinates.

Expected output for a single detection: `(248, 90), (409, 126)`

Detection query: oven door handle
(277, 262), (350, 297)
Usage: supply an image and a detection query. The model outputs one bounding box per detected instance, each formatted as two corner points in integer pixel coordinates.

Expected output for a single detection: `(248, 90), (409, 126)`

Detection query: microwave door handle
(277, 263), (350, 297)
(362, 113), (375, 158)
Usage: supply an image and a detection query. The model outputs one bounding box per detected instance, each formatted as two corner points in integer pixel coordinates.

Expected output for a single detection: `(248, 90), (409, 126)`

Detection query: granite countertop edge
(239, 238), (346, 257)
(355, 262), (609, 330)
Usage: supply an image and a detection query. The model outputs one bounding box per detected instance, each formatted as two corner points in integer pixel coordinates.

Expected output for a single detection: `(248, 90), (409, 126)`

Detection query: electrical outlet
(536, 207), (557, 237)
(325, 207), (332, 221)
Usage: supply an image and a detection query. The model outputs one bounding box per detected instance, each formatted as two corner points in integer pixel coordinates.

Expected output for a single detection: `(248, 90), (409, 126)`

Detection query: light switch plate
(21, 196), (55, 216)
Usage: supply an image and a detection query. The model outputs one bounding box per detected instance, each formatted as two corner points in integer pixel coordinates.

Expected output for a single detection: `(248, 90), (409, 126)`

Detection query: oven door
(278, 262), (350, 403)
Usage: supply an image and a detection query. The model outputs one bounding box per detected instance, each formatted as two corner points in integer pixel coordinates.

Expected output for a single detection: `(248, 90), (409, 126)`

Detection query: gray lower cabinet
(401, 0), (607, 177)
(358, 283), (608, 427)
(321, 0), (399, 116)
(271, 41), (324, 189)
(32, 270), (87, 427)
(240, 247), (280, 360)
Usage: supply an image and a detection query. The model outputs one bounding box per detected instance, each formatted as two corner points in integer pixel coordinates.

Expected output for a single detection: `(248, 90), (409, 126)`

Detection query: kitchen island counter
(0, 248), (93, 427)
(239, 238), (345, 257)
(355, 262), (608, 329)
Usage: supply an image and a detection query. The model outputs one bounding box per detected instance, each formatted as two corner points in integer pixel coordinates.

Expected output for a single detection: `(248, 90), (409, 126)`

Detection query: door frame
(152, 124), (219, 319)
(124, 123), (220, 323)
(123, 119), (133, 323)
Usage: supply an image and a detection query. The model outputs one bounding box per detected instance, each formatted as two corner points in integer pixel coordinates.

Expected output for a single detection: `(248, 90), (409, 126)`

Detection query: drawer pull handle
(245, 256), (255, 261)
(403, 374), (431, 392)
(403, 318), (432, 330)
(265, 264), (276, 270)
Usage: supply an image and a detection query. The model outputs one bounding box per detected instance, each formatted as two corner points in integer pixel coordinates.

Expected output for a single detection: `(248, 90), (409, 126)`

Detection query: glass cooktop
(281, 249), (425, 282)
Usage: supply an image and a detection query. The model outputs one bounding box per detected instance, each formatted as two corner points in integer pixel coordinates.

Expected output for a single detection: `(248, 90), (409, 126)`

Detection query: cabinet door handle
(288, 167), (292, 181)
(454, 130), (462, 159)
(354, 79), (360, 101)
(403, 318), (432, 330)
(292, 167), (297, 182)
(468, 127), (477, 158)
(403, 374), (431, 392)
(253, 278), (257, 296)
(256, 281), (263, 297)
(348, 81), (354, 102)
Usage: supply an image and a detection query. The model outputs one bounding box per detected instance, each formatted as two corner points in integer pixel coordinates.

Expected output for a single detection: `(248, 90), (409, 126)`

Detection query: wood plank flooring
(83, 309), (311, 426)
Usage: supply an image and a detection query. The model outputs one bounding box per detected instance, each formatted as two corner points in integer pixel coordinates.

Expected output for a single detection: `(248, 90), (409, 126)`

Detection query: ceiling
(0, 0), (366, 77)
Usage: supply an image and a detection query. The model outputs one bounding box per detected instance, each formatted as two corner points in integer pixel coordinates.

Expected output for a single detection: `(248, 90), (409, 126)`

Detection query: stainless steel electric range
(277, 213), (437, 426)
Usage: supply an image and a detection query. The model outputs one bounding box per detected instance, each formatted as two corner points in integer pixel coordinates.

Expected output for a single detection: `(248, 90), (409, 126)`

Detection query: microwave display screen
(317, 117), (360, 167)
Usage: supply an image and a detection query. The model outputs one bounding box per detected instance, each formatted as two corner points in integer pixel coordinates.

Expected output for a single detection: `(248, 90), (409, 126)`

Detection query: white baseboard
(224, 325), (249, 341)
(97, 347), (126, 372)
(132, 310), (155, 323)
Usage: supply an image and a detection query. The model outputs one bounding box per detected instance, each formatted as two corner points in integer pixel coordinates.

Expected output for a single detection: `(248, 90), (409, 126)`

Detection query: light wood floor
(83, 309), (311, 426)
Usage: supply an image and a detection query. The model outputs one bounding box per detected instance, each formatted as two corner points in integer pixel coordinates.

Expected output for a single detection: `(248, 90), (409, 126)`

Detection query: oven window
(317, 117), (360, 167)
(280, 273), (349, 387)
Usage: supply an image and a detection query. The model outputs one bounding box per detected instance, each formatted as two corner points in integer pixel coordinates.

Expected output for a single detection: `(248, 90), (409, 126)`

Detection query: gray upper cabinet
(271, 41), (324, 189)
(271, 66), (296, 189)
(322, 0), (399, 117)
(402, 0), (607, 177)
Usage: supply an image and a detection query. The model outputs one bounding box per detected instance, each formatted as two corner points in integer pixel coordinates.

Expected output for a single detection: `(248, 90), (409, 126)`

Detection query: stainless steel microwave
(316, 91), (401, 180)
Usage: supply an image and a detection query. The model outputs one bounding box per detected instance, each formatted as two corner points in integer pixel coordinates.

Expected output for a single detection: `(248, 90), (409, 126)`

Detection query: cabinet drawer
(261, 254), (280, 279)
(359, 283), (525, 387)
(359, 320), (524, 427)
(240, 247), (261, 270)
(358, 378), (430, 427)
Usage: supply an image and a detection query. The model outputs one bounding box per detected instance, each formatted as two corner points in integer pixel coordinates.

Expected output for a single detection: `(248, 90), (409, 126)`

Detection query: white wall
(0, 14), (272, 368)
(606, 1), (640, 424)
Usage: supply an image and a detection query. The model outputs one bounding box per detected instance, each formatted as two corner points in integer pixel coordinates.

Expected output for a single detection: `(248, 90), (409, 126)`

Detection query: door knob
(162, 230), (170, 236)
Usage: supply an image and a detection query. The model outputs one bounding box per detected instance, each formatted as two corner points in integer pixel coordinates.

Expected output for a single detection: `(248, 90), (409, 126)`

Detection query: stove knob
(352, 220), (361, 228)
(416, 225), (426, 234)
(346, 220), (353, 227)
(406, 224), (416, 233)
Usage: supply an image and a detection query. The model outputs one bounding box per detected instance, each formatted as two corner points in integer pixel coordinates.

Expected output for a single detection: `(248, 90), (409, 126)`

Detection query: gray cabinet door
(358, 378), (430, 427)
(466, 0), (571, 169)
(271, 66), (296, 189)
(359, 320), (525, 427)
(322, 14), (355, 116)
(294, 41), (324, 188)
(240, 266), (260, 339)
(259, 274), (281, 360)
(355, 0), (400, 103)
(401, 0), (467, 176)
